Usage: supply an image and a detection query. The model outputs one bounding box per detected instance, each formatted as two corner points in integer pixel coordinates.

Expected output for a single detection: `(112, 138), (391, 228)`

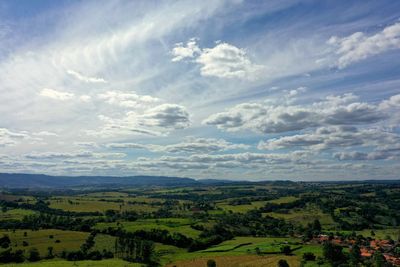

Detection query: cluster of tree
(216, 210), (294, 237)
(0, 213), (101, 232)
(114, 234), (156, 265)
(0, 199), (101, 217)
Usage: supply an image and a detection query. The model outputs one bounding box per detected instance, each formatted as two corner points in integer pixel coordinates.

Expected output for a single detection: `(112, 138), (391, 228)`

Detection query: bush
(207, 259), (217, 267)
(303, 252), (316, 261)
(28, 248), (40, 262)
(280, 245), (291, 255)
(278, 259), (290, 267)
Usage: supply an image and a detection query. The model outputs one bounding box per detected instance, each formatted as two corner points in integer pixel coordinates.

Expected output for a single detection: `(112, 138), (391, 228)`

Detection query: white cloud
(172, 39), (264, 80)
(171, 38), (201, 62)
(107, 137), (249, 154)
(328, 22), (400, 68)
(0, 128), (32, 147)
(67, 69), (107, 83)
(79, 95), (92, 102)
(204, 93), (388, 134)
(39, 88), (74, 101)
(258, 126), (399, 151)
(88, 103), (190, 138)
(98, 90), (159, 108)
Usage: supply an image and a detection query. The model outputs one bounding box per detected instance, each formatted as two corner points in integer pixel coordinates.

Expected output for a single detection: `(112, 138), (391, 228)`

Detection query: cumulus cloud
(204, 93), (388, 134)
(88, 103), (190, 137)
(258, 126), (399, 151)
(0, 128), (32, 147)
(25, 150), (125, 160)
(139, 104), (190, 129)
(333, 151), (392, 161)
(172, 39), (263, 80)
(67, 69), (107, 83)
(98, 90), (159, 108)
(328, 22), (400, 68)
(107, 137), (249, 154)
(39, 88), (74, 101)
(171, 38), (201, 62)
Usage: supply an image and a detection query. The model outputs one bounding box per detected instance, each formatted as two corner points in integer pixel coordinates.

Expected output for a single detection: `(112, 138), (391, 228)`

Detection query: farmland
(1, 181), (400, 266)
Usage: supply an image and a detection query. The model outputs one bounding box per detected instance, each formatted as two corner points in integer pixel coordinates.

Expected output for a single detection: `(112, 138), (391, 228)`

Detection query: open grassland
(95, 218), (201, 239)
(165, 255), (300, 267)
(0, 229), (116, 257)
(0, 259), (144, 267)
(0, 229), (114, 256)
(0, 229), (88, 256)
(0, 209), (37, 221)
(267, 196), (299, 204)
(217, 201), (267, 213)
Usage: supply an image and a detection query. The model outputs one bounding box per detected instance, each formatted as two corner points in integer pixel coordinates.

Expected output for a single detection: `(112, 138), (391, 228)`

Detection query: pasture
(95, 218), (201, 239)
(0, 229), (115, 257)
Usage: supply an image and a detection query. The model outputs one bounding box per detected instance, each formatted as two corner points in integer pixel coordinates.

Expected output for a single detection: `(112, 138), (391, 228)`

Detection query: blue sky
(0, 0), (400, 180)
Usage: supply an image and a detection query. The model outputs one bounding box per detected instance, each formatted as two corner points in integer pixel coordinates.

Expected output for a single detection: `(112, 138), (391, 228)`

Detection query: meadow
(1, 181), (400, 266)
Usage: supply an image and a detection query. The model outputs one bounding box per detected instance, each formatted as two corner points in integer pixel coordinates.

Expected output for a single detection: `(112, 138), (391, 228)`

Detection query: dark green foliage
(280, 245), (292, 255)
(28, 248), (41, 262)
(323, 242), (346, 265)
(303, 252), (316, 261)
(0, 235), (11, 248)
(207, 259), (217, 267)
(114, 235), (156, 264)
(278, 259), (290, 267)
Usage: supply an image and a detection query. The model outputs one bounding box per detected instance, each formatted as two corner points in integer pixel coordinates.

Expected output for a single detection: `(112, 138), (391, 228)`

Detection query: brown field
(165, 255), (300, 267)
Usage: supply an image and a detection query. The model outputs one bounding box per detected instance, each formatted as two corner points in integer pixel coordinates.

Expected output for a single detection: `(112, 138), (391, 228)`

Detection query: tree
(28, 248), (40, 262)
(350, 244), (361, 265)
(46, 246), (54, 259)
(373, 251), (386, 267)
(280, 245), (291, 255)
(207, 259), (217, 267)
(0, 235), (11, 249)
(278, 259), (290, 267)
(303, 252), (316, 261)
(323, 242), (346, 264)
(312, 219), (322, 232)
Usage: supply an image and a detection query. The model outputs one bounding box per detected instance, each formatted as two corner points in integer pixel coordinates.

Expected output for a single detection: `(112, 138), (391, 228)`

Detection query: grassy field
(216, 196), (299, 213)
(48, 198), (158, 213)
(95, 218), (201, 239)
(0, 229), (115, 257)
(265, 204), (335, 229)
(165, 255), (301, 267)
(0, 209), (37, 221)
(0, 259), (144, 267)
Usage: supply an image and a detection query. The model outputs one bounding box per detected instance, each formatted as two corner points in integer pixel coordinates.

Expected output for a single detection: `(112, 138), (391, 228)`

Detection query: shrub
(207, 259), (217, 267)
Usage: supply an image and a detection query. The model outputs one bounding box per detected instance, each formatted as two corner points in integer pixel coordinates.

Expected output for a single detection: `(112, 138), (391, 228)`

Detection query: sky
(0, 0), (400, 181)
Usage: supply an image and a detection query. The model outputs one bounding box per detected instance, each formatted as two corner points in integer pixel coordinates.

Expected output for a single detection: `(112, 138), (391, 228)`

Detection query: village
(313, 234), (400, 266)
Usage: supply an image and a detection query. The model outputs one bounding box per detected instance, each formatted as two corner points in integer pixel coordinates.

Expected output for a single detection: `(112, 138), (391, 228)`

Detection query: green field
(95, 218), (201, 239)
(0, 209), (37, 221)
(265, 204), (335, 229)
(0, 229), (114, 257)
(0, 259), (144, 267)
(48, 197), (158, 213)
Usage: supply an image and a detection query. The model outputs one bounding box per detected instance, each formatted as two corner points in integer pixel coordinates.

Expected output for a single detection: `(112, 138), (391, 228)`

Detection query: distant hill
(0, 173), (200, 189)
